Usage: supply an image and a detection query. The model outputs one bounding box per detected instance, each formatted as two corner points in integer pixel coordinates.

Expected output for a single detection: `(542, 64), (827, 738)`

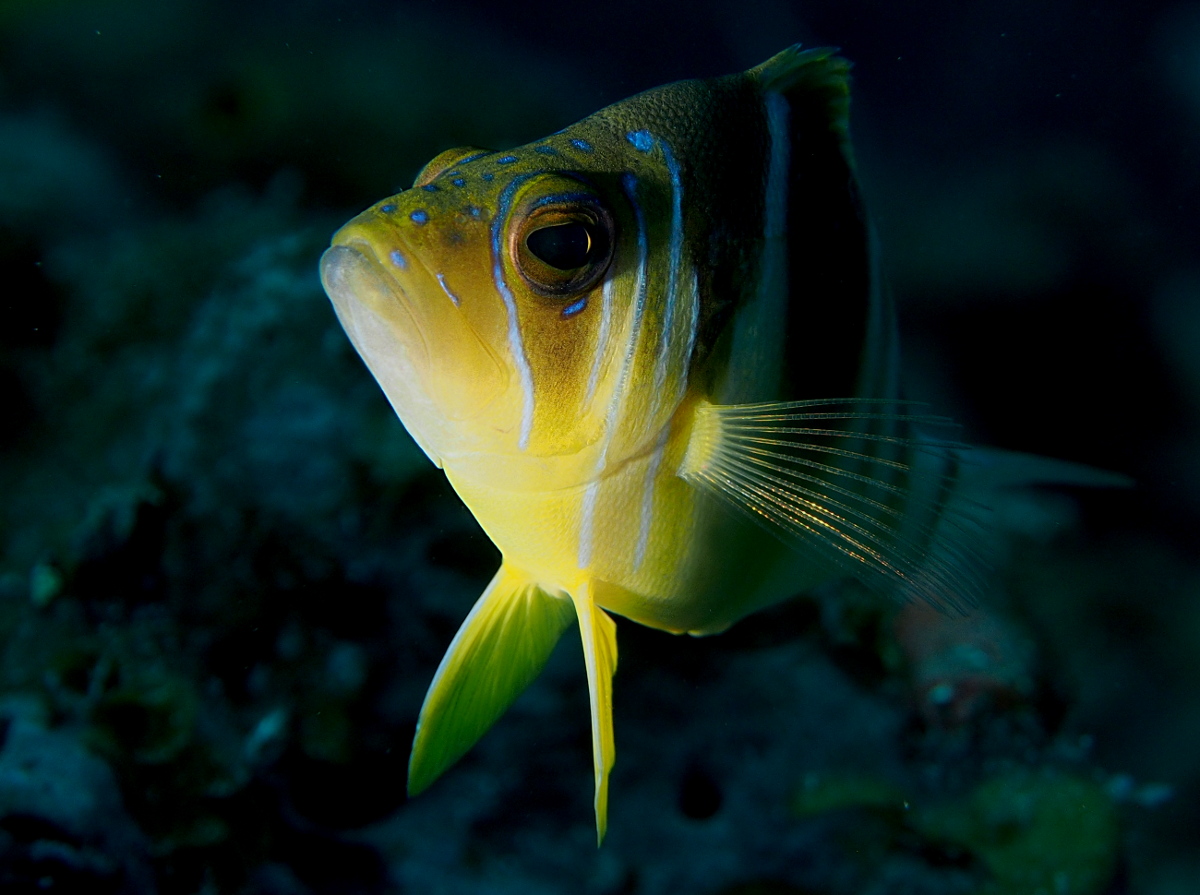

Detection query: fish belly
(444, 434), (833, 636)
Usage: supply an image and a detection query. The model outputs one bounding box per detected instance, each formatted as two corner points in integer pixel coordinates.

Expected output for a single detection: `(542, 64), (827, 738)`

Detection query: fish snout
(320, 236), (513, 452)
(320, 241), (432, 376)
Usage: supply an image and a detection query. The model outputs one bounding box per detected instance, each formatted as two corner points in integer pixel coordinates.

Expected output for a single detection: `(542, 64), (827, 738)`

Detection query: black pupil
(526, 222), (594, 270)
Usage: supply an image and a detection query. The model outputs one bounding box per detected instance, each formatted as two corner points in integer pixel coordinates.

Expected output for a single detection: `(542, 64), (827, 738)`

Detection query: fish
(319, 45), (1126, 843)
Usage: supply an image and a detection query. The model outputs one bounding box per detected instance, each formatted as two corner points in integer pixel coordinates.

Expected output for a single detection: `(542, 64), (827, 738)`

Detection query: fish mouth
(321, 233), (513, 464)
(321, 240), (433, 374)
(320, 240), (442, 460)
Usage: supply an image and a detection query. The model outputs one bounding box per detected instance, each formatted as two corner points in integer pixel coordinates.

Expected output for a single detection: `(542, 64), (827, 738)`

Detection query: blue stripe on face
(571, 138), (594, 153)
(389, 249), (408, 270)
(652, 136), (685, 401)
(583, 277), (614, 413)
(611, 172), (650, 416)
(490, 174), (538, 451)
(527, 191), (597, 211)
(562, 297), (587, 318)
(621, 173), (650, 323)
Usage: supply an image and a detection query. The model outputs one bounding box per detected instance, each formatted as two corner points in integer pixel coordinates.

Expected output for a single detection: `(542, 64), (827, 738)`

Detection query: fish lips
(321, 241), (443, 459)
(320, 240), (509, 463)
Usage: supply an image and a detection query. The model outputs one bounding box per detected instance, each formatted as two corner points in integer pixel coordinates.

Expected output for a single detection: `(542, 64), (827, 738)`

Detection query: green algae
(789, 765), (1121, 895)
(919, 769), (1119, 895)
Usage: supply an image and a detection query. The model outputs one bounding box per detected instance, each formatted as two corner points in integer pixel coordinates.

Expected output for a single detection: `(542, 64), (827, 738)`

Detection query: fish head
(322, 133), (690, 489)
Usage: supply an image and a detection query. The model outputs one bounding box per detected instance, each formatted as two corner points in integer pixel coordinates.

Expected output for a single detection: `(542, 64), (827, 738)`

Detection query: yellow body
(447, 402), (822, 636)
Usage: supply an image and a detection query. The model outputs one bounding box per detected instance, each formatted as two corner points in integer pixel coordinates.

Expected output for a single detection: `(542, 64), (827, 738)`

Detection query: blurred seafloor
(1, 1), (1198, 893)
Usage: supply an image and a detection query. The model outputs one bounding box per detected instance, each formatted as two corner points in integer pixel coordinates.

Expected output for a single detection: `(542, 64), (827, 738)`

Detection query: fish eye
(511, 196), (614, 299)
(525, 222), (601, 271)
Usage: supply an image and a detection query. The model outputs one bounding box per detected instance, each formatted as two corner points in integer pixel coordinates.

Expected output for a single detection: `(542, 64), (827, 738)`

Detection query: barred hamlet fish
(319, 45), (1124, 842)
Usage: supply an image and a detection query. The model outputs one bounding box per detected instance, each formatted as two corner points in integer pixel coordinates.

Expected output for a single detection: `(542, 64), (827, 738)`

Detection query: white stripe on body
(635, 425), (670, 571)
(490, 175), (538, 451)
(577, 175), (650, 570)
(494, 274), (536, 451)
(577, 479), (601, 570)
(583, 277), (615, 412)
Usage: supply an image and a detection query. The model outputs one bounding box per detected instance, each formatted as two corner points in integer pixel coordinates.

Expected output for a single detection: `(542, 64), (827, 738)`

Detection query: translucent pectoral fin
(570, 585), (618, 845)
(679, 398), (986, 611)
(408, 564), (575, 797)
(680, 398), (1132, 613)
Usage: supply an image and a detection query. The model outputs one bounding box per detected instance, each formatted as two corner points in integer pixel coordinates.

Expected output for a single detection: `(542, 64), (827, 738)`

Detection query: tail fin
(959, 445), (1133, 491)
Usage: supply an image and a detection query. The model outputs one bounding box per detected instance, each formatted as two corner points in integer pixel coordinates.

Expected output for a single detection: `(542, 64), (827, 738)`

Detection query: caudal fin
(959, 445), (1133, 491)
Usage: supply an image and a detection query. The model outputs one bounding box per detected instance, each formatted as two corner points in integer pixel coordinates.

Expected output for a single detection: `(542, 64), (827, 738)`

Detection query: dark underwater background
(2, 1), (1198, 892)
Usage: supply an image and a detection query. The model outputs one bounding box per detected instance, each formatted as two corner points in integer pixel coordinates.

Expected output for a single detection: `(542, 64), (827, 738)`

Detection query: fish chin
(321, 243), (444, 464)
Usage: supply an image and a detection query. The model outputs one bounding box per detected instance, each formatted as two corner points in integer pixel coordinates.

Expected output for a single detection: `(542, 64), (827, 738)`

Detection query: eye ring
(509, 195), (614, 298)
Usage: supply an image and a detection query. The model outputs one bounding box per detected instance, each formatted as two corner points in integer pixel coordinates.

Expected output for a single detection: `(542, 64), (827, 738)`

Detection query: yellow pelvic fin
(408, 564), (575, 797)
(570, 584), (618, 846)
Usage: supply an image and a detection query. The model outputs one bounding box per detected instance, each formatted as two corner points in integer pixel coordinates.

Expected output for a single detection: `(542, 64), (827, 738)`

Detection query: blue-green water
(1, 1), (1197, 892)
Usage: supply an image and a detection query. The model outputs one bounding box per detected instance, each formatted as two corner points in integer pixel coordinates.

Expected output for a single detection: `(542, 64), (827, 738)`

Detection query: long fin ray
(571, 585), (618, 845)
(408, 564), (576, 797)
(715, 457), (924, 583)
(681, 400), (991, 612)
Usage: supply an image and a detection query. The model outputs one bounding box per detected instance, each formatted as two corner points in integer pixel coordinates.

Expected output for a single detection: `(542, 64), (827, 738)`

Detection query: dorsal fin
(751, 45), (852, 164)
(750, 45), (872, 403)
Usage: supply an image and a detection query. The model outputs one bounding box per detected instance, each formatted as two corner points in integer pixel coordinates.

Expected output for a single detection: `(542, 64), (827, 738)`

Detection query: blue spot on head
(389, 249), (408, 269)
(452, 177), (466, 187)
(379, 203), (397, 214)
(570, 138), (594, 153)
(627, 130), (654, 152)
(410, 209), (429, 224)
(535, 145), (557, 156)
(481, 172), (494, 182)
(497, 155), (518, 165)
(422, 184), (439, 192)
(562, 297), (588, 318)
(466, 205), (482, 218)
